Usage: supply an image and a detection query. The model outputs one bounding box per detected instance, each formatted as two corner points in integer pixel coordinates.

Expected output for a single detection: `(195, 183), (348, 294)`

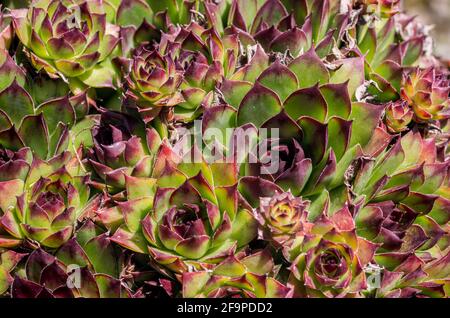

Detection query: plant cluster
(0, 0), (448, 298)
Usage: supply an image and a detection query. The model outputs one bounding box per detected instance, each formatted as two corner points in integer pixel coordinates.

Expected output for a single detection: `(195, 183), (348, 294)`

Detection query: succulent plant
(0, 7), (13, 50)
(160, 23), (240, 122)
(203, 47), (385, 212)
(0, 82), (89, 160)
(121, 18), (243, 125)
(0, 0), (447, 299)
(401, 67), (450, 122)
(354, 0), (401, 17)
(223, 0), (349, 58)
(370, 245), (450, 298)
(182, 249), (291, 298)
(12, 0), (120, 90)
(124, 45), (184, 123)
(87, 111), (161, 193)
(0, 249), (26, 296)
(0, 150), (92, 248)
(346, 129), (450, 297)
(11, 220), (140, 298)
(384, 100), (414, 133)
(287, 206), (379, 298)
(147, 0), (199, 26)
(0, 146), (32, 182)
(0, 49), (92, 157)
(351, 131), (449, 251)
(103, 0), (153, 28)
(0, 49), (27, 92)
(354, 2), (428, 104)
(257, 191), (312, 247)
(99, 144), (258, 274)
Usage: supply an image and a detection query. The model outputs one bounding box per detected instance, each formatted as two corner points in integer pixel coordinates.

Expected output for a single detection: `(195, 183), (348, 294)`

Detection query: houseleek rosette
(257, 191), (312, 247)
(202, 46), (387, 218)
(88, 111), (161, 193)
(99, 144), (258, 273)
(287, 206), (379, 297)
(352, 131), (449, 253)
(12, 0), (120, 89)
(158, 23), (239, 122)
(0, 151), (91, 248)
(11, 220), (139, 298)
(221, 0), (349, 58)
(401, 68), (450, 122)
(384, 100), (413, 133)
(0, 49), (91, 161)
(349, 131), (450, 296)
(182, 249), (291, 298)
(124, 45), (184, 123)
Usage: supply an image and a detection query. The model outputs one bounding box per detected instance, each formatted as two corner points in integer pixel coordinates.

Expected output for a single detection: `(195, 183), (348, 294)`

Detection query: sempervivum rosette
(124, 45), (184, 123)
(401, 67), (450, 122)
(182, 249), (291, 298)
(350, 131), (450, 296)
(0, 150), (92, 248)
(0, 49), (91, 161)
(157, 22), (239, 122)
(99, 144), (258, 274)
(257, 191), (312, 247)
(0, 82), (89, 160)
(88, 111), (161, 193)
(0, 249), (26, 296)
(222, 0), (349, 58)
(287, 206), (379, 298)
(11, 220), (140, 298)
(202, 46), (387, 216)
(352, 131), (449, 253)
(12, 0), (120, 89)
(384, 100), (413, 133)
(370, 244), (450, 298)
(0, 0), (448, 300)
(354, 0), (427, 104)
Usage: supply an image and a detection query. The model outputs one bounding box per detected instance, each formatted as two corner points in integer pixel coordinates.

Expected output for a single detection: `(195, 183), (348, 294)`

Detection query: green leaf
(349, 102), (384, 148)
(37, 97), (75, 133)
(18, 114), (49, 159)
(78, 60), (118, 88)
(0, 81), (34, 126)
(117, 0), (153, 27)
(256, 60), (298, 101)
(237, 82), (282, 127)
(221, 80), (253, 109)
(84, 234), (119, 277)
(288, 48), (329, 88)
(284, 85), (327, 121)
(330, 57), (365, 97)
(230, 209), (258, 247)
(320, 82), (352, 120)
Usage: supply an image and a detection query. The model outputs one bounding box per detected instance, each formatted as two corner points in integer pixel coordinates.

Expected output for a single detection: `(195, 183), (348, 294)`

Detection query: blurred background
(403, 0), (450, 59)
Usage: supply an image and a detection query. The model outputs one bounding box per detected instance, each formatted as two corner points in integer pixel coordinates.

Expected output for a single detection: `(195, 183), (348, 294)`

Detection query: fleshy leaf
(284, 85), (327, 121)
(0, 81), (34, 126)
(237, 82), (282, 127)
